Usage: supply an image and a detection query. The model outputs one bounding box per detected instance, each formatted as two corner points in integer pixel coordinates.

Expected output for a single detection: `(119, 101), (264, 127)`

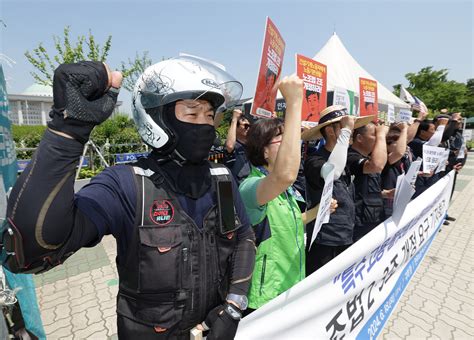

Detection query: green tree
(25, 26), (113, 86)
(120, 51), (153, 92)
(393, 66), (469, 116)
(464, 79), (474, 118)
(25, 26), (145, 88)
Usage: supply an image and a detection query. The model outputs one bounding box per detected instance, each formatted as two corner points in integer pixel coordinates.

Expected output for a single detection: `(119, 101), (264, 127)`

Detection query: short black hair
(353, 124), (369, 142)
(305, 90), (320, 100)
(246, 118), (284, 167)
(416, 119), (434, 137)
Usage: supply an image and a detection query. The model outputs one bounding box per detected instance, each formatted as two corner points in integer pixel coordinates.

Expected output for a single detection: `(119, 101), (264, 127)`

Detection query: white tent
(244, 32), (410, 112)
(313, 33), (410, 109)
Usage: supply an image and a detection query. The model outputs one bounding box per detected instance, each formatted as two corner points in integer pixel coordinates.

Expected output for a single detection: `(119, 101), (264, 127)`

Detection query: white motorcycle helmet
(132, 54), (243, 152)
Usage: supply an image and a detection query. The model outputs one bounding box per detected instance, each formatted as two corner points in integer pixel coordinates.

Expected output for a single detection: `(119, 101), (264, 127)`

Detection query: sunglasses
(239, 124), (250, 130)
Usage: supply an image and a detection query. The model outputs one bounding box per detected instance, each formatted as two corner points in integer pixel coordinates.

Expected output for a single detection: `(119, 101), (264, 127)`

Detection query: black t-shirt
(346, 147), (384, 229)
(304, 146), (355, 246)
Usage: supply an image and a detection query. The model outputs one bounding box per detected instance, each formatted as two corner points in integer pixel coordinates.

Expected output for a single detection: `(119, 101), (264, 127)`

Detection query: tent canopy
(313, 33), (410, 109)
(244, 33), (410, 112)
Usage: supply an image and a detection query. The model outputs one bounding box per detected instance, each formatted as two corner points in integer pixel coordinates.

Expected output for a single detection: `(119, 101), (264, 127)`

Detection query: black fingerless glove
(203, 302), (242, 340)
(47, 61), (120, 144)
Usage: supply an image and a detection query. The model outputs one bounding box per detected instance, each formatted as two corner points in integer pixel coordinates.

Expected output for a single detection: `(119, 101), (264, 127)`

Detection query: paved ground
(33, 154), (474, 339)
(381, 155), (474, 339)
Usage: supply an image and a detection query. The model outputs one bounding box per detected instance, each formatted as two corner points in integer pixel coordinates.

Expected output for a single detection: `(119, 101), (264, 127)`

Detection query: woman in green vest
(239, 75), (324, 311)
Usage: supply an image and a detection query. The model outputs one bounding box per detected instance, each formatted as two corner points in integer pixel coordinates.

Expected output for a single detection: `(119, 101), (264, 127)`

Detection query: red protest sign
(296, 54), (327, 126)
(250, 17), (285, 118)
(359, 77), (378, 117)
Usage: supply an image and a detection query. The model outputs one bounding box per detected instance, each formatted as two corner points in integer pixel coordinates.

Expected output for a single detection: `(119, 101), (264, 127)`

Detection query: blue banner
(115, 152), (149, 164)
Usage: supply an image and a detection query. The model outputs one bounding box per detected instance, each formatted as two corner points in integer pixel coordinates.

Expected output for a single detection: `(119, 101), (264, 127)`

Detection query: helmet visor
(139, 54), (243, 111)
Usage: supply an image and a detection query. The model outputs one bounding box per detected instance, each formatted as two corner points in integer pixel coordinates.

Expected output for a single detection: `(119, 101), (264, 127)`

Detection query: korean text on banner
(398, 109), (413, 123)
(296, 54), (327, 128)
(309, 164), (335, 250)
(236, 172), (454, 340)
(250, 17), (285, 118)
(359, 78), (378, 117)
(422, 144), (447, 173)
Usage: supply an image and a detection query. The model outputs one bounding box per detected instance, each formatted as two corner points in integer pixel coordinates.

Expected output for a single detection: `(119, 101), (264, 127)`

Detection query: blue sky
(1, 0), (472, 114)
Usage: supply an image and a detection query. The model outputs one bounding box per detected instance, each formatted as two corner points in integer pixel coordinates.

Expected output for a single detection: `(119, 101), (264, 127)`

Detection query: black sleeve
(408, 140), (423, 159)
(346, 150), (367, 177)
(442, 120), (457, 143)
(304, 155), (325, 191)
(4, 130), (100, 272)
(228, 176), (256, 296)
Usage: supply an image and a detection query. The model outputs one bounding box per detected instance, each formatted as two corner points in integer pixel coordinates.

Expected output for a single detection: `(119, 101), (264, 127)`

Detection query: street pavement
(33, 154), (474, 339)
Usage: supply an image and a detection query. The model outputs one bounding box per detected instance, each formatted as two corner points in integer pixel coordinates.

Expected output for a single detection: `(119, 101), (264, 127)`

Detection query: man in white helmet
(2, 56), (256, 339)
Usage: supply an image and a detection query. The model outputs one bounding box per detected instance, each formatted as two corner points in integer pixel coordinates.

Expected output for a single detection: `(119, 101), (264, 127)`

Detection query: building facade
(8, 84), (122, 126)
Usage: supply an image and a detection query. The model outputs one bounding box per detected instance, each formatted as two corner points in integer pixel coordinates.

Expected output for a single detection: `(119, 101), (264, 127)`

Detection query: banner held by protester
(296, 54), (327, 128)
(250, 17), (285, 118)
(309, 163), (335, 250)
(236, 172), (454, 340)
(359, 78), (378, 117)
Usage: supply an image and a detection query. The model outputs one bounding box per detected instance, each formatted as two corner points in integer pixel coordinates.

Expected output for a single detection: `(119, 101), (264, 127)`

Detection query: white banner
(236, 172), (454, 340)
(435, 149), (449, 174)
(387, 104), (395, 124)
(397, 109), (413, 123)
(422, 144), (447, 173)
(310, 164), (335, 249)
(392, 159), (421, 225)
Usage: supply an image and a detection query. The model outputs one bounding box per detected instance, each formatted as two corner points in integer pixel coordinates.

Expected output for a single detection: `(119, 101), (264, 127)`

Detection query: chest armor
(116, 164), (238, 333)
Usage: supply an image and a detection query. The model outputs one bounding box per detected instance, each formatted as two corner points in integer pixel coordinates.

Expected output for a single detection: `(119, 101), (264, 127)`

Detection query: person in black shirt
(381, 122), (411, 217)
(303, 105), (373, 274)
(346, 122), (388, 242)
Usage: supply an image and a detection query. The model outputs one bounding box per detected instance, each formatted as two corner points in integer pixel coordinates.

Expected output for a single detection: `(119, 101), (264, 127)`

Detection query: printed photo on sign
(250, 17), (285, 118)
(296, 54), (327, 126)
(359, 78), (378, 117)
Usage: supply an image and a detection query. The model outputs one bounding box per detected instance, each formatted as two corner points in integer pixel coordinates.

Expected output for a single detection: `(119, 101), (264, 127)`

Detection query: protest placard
(398, 109), (413, 123)
(250, 17), (285, 118)
(422, 144), (447, 173)
(387, 104), (395, 123)
(296, 54), (327, 127)
(359, 78), (378, 117)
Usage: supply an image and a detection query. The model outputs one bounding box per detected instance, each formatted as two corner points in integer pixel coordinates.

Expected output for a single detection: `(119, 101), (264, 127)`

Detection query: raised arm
(388, 122), (408, 165)
(363, 124), (388, 173)
(225, 109), (242, 153)
(255, 75), (303, 206)
(3, 62), (122, 274)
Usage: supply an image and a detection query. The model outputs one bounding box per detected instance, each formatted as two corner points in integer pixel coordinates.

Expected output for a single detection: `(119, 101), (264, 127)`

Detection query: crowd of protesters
(224, 96), (467, 311)
(1, 56), (468, 339)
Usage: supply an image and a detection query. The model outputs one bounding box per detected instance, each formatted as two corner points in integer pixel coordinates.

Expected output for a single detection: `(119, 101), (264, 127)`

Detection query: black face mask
(167, 109), (216, 164)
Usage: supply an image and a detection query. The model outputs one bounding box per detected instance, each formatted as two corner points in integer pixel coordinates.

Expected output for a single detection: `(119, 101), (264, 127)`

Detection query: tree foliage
(120, 51), (153, 92)
(25, 26), (113, 86)
(24, 26), (148, 90)
(393, 66), (472, 117)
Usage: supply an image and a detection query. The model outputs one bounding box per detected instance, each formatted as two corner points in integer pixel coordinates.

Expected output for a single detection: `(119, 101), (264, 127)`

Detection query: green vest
(244, 167), (305, 309)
